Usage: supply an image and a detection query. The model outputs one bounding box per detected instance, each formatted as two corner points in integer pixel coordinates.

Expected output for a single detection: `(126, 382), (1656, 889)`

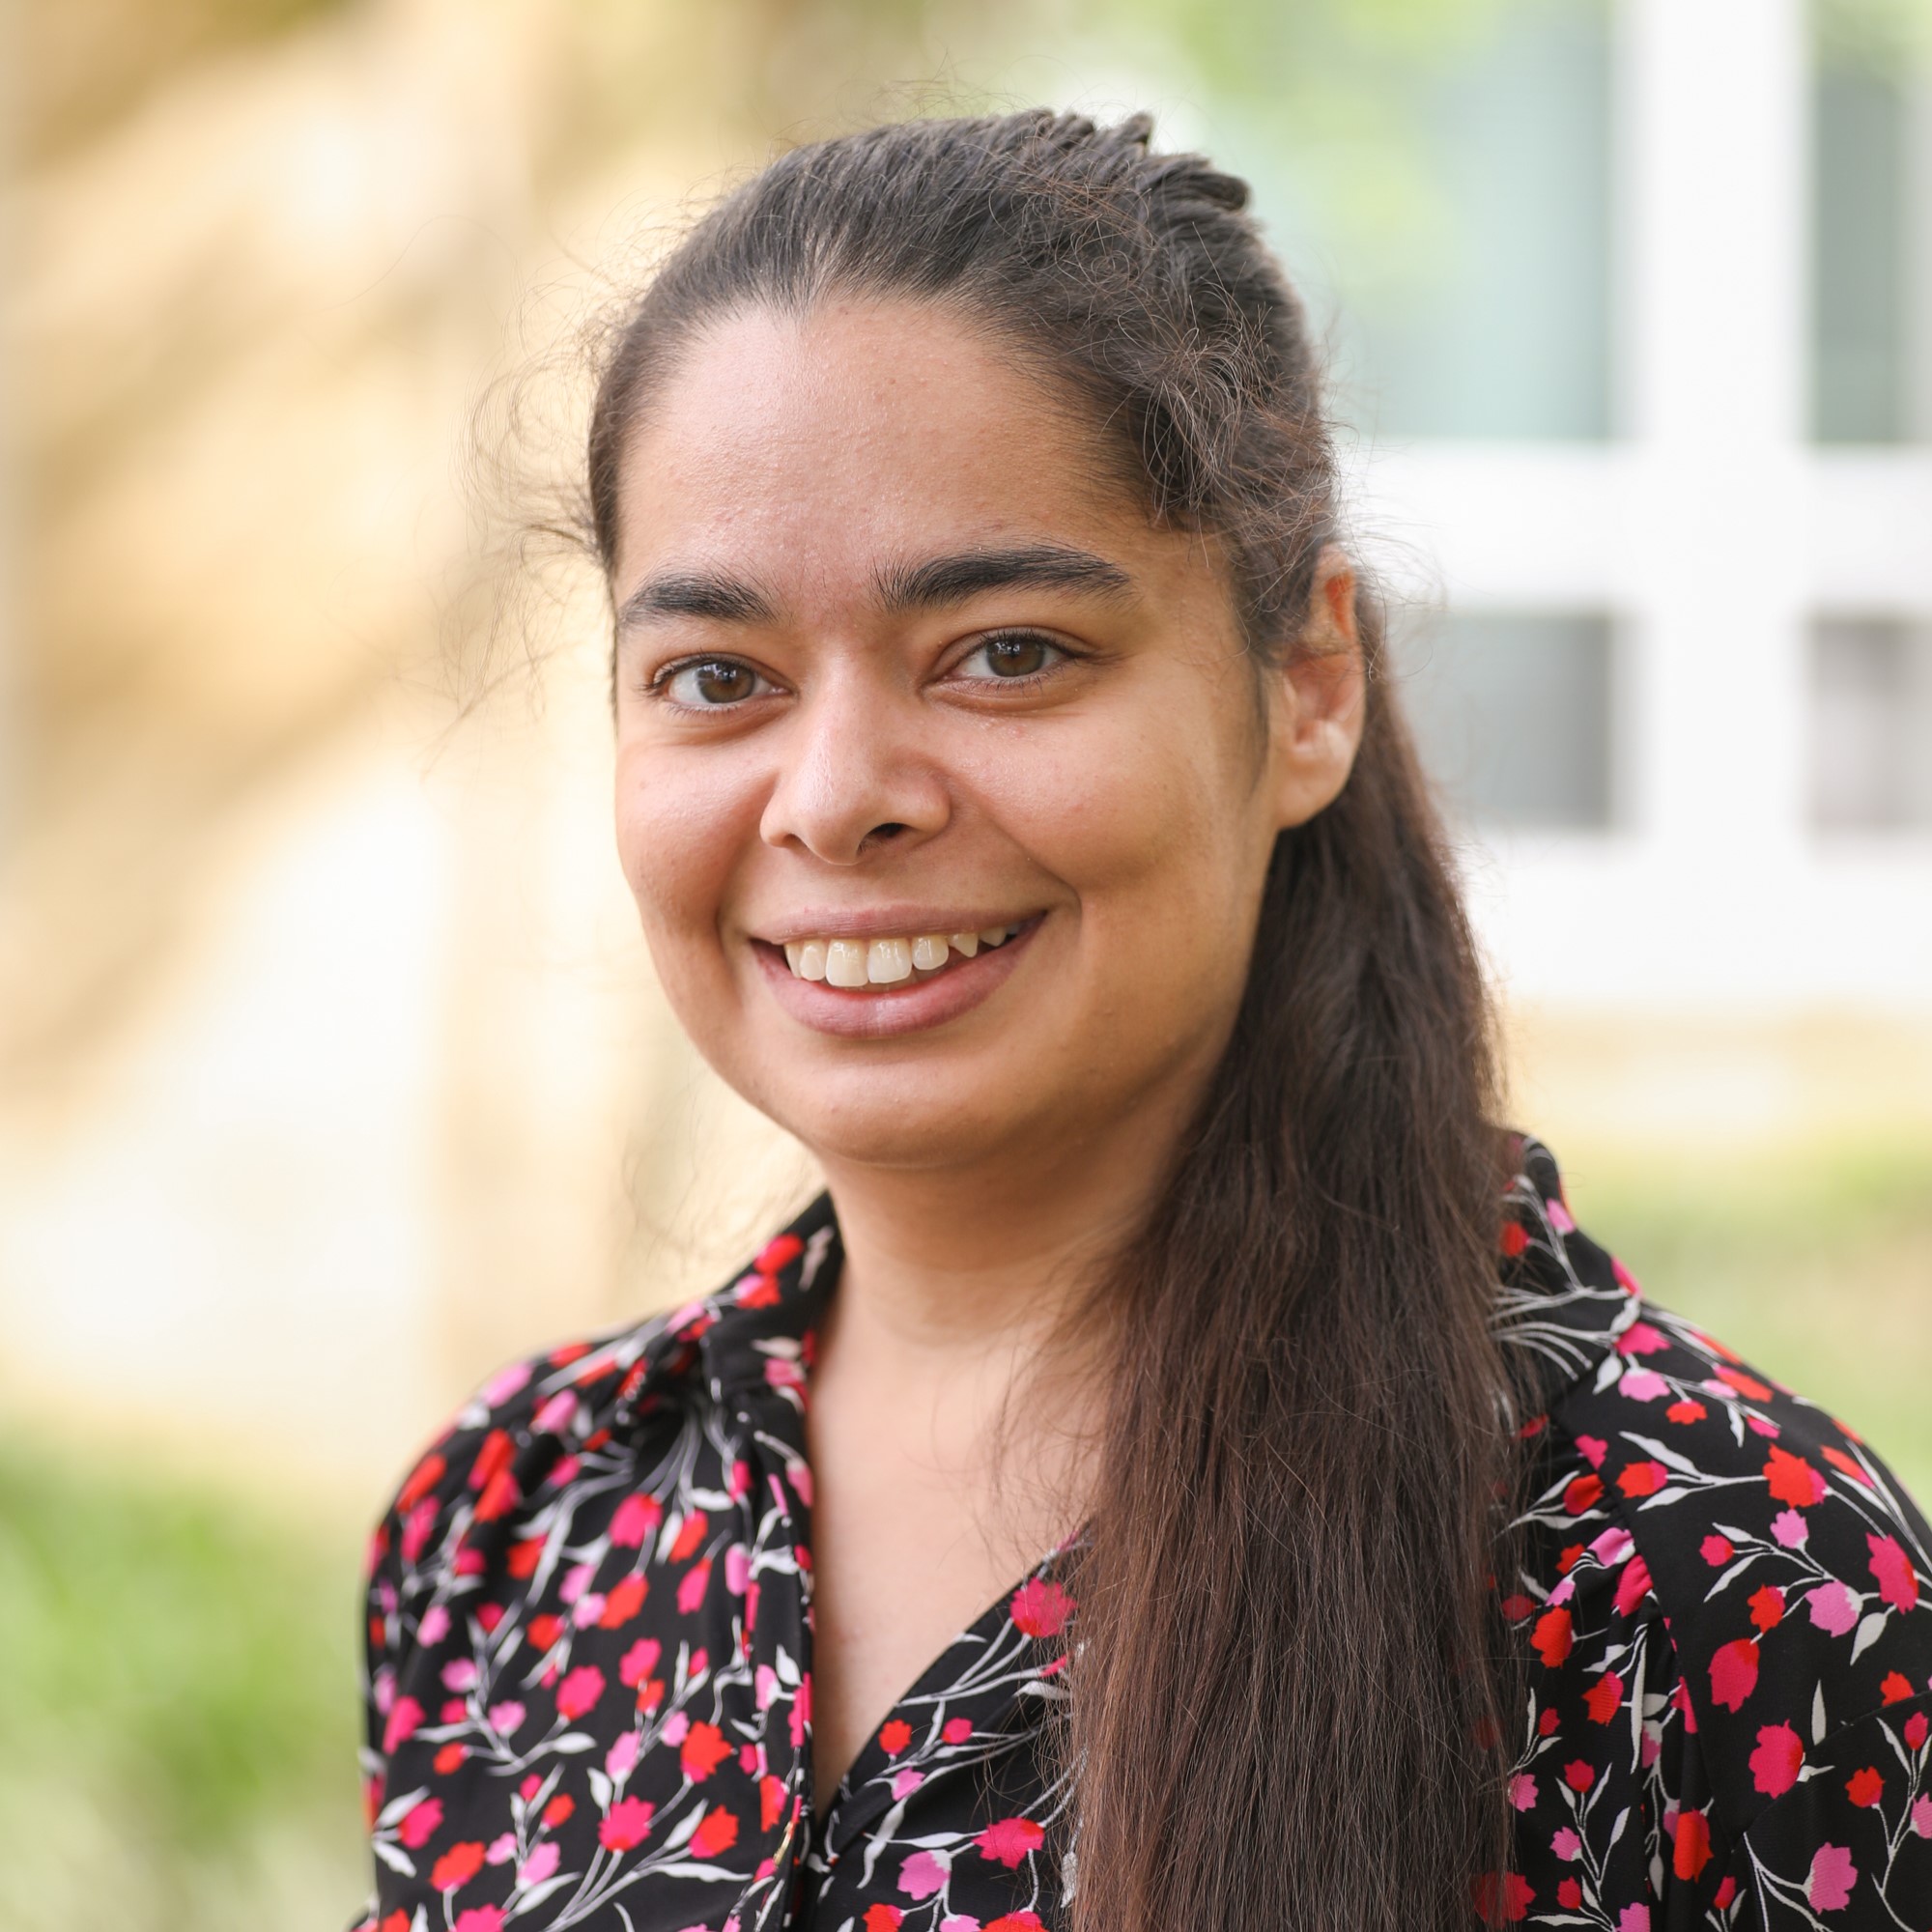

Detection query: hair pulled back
(587, 110), (1520, 1932)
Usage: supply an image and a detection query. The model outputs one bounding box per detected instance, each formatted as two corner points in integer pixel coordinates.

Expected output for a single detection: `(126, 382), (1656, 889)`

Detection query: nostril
(864, 822), (909, 845)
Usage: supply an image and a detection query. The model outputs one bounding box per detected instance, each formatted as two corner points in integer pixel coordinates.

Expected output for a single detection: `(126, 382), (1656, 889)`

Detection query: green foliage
(0, 1440), (365, 1932)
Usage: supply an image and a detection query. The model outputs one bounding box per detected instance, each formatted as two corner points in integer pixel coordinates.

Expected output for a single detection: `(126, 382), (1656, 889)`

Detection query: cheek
(612, 747), (758, 964)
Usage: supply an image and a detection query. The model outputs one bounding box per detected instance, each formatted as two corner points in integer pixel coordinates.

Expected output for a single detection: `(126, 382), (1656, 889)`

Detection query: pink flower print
(1806, 1844), (1857, 1911)
(1773, 1508), (1809, 1548)
(1709, 1637), (1759, 1711)
(897, 1850), (950, 1899)
(486, 1833), (516, 1864)
(1589, 1525), (1634, 1565)
(487, 1699), (526, 1736)
(607, 1731), (639, 1781)
(1868, 1533), (1919, 1610)
(1009, 1578), (1074, 1638)
(1806, 1581), (1861, 1636)
(517, 1842), (560, 1889)
(610, 1492), (662, 1549)
(1552, 1828), (1581, 1861)
(599, 1797), (655, 1852)
(533, 1390), (577, 1434)
(1575, 1435), (1608, 1469)
(1749, 1723), (1804, 1797)
(975, 1817), (1047, 1867)
(383, 1695), (424, 1755)
(724, 1544), (752, 1595)
(1619, 1368), (1670, 1403)
(621, 1637), (663, 1688)
(479, 1361), (532, 1406)
(1913, 1795), (1932, 1838)
(785, 1456), (813, 1505)
(1509, 1773), (1538, 1811)
(417, 1603), (450, 1645)
(662, 1710), (690, 1746)
(754, 1663), (780, 1710)
(892, 1769), (924, 1799)
(1617, 1910), (1650, 1932)
(572, 1591), (606, 1629)
(453, 1910), (505, 1932)
(559, 1562), (595, 1605)
(940, 1919), (983, 1932)
(398, 1797), (442, 1848)
(1617, 1320), (1666, 1354)
(440, 1658), (478, 1692)
(1548, 1196), (1577, 1234)
(555, 1665), (605, 1721)
(1613, 1555), (1654, 1618)
(1701, 1534), (1734, 1566)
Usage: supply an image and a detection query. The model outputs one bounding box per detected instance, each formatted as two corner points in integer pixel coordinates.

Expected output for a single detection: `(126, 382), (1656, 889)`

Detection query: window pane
(1811, 10), (1932, 442)
(1392, 611), (1614, 830)
(1231, 0), (1613, 440)
(1811, 618), (1932, 827)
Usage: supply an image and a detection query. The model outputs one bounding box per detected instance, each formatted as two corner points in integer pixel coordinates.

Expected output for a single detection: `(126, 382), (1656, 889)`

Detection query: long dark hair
(583, 110), (1520, 1932)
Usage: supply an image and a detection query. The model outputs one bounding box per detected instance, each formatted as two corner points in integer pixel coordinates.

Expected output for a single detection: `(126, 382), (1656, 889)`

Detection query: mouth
(750, 914), (1043, 1037)
(777, 921), (1025, 988)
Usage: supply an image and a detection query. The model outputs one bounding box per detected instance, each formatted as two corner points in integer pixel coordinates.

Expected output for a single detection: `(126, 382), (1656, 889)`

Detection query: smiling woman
(352, 113), (1932, 1932)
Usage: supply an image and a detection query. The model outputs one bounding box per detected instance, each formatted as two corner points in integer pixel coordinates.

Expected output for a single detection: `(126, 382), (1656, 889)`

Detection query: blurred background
(2, 0), (1929, 1923)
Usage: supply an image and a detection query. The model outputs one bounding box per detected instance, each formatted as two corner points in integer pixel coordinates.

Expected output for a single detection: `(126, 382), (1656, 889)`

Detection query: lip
(752, 914), (1044, 1038)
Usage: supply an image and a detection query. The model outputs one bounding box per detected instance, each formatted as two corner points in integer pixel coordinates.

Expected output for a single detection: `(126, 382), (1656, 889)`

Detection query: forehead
(608, 298), (1148, 595)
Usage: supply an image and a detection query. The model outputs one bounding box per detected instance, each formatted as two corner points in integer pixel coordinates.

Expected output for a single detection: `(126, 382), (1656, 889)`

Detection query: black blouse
(354, 1140), (1932, 1930)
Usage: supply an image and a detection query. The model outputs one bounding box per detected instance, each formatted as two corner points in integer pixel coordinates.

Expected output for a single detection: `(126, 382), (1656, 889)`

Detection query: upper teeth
(782, 926), (1021, 985)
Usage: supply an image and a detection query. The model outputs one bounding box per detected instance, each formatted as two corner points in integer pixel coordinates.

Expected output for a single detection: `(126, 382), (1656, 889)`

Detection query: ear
(1267, 546), (1367, 831)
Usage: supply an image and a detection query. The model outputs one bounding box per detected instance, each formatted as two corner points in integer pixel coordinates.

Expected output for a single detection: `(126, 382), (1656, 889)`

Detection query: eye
(952, 631), (1069, 683)
(656, 658), (777, 708)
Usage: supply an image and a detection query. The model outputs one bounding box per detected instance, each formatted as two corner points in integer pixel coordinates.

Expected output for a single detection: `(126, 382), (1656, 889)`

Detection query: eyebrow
(615, 542), (1135, 636)
(872, 543), (1136, 613)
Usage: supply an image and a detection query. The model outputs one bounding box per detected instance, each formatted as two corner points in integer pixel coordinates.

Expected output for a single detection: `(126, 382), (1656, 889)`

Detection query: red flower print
(1763, 1446), (1827, 1508)
(976, 1815), (1047, 1867)
(1500, 1219), (1529, 1257)
(1907, 1713), (1930, 1750)
(398, 1797), (442, 1847)
(879, 1719), (913, 1754)
(1747, 1584), (1785, 1632)
(382, 1696), (424, 1755)
(1562, 1474), (1603, 1515)
(691, 1806), (739, 1858)
(1009, 1578), (1074, 1637)
(669, 1511), (709, 1563)
(527, 1613), (565, 1652)
(598, 1797), (654, 1851)
(398, 1451), (447, 1512)
(556, 1664), (606, 1721)
(1717, 1365), (1774, 1401)
(1709, 1637), (1760, 1711)
(1470, 1871), (1534, 1922)
(864, 1909), (903, 1932)
(469, 1427), (514, 1487)
(760, 1775), (786, 1831)
(1847, 1767), (1883, 1806)
(543, 1794), (574, 1828)
(507, 1536), (543, 1578)
(610, 1493), (663, 1548)
(1750, 1722), (1804, 1796)
(1821, 1444), (1873, 1486)
(677, 1556), (713, 1613)
(1672, 1809), (1712, 1881)
(1883, 1671), (1915, 1704)
(1700, 1533), (1734, 1566)
(681, 1720), (732, 1781)
(431, 1841), (486, 1891)
(984, 1916), (1047, 1932)
(1615, 1461), (1667, 1499)
(1563, 1760), (1594, 1792)
(1868, 1532), (1918, 1610)
(1583, 1672), (1623, 1723)
(1665, 1399), (1706, 1424)
(600, 1575), (648, 1627)
(1806, 1844), (1857, 1911)
(1557, 1878), (1582, 1909)
(1531, 1606), (1573, 1667)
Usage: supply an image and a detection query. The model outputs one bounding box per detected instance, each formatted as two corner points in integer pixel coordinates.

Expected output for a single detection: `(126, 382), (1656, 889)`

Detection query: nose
(758, 671), (951, 865)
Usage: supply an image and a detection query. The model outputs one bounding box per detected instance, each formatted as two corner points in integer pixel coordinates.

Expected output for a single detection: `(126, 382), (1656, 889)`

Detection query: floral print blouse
(354, 1139), (1932, 1931)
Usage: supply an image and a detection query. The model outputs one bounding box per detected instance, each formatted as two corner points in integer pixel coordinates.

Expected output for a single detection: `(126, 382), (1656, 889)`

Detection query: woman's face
(609, 298), (1362, 1179)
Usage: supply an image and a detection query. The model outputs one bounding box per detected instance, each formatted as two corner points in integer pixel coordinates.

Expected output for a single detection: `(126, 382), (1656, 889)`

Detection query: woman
(353, 113), (1932, 1931)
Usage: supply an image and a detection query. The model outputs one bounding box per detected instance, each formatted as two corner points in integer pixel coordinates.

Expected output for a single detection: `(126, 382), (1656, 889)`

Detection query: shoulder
(1521, 1290), (1932, 1847)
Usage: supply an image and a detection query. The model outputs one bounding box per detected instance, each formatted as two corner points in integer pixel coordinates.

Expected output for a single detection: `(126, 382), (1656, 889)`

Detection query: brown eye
(960, 633), (1065, 682)
(663, 659), (771, 707)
